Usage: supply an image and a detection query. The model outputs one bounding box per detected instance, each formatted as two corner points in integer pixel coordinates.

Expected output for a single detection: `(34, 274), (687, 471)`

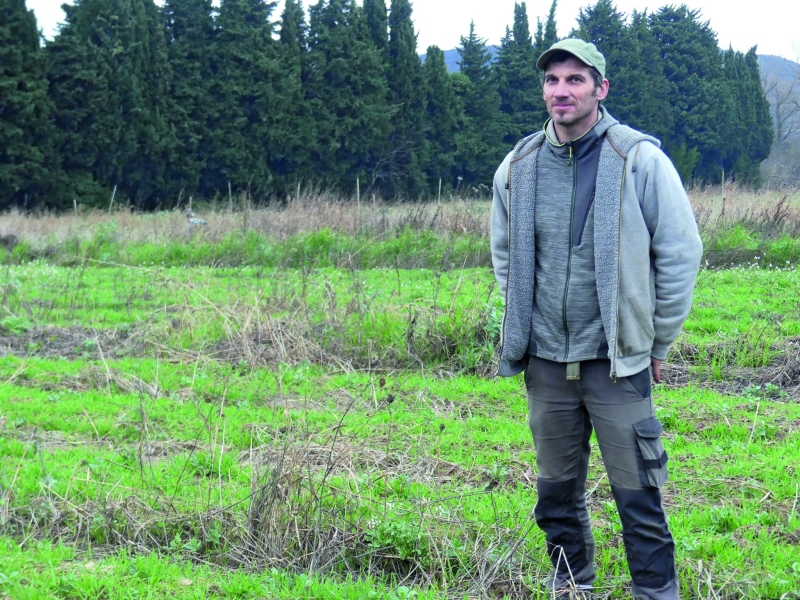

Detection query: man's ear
(597, 79), (610, 102)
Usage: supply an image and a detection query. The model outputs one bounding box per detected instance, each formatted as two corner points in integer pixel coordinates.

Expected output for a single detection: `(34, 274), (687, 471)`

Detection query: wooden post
(438, 178), (442, 204)
(108, 185), (117, 215)
(356, 177), (361, 231)
(73, 199), (78, 216)
(297, 181), (301, 203)
(228, 181), (233, 213)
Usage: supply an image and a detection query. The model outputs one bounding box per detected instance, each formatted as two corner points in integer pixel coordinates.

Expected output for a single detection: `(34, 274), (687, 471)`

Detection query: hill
(422, 47), (799, 86)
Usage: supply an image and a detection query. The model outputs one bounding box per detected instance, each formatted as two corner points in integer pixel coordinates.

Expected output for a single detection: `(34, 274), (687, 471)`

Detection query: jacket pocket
(632, 416), (668, 488)
(617, 292), (655, 357)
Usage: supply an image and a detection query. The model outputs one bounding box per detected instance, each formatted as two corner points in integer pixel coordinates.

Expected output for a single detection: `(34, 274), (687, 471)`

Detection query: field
(1, 191), (800, 599)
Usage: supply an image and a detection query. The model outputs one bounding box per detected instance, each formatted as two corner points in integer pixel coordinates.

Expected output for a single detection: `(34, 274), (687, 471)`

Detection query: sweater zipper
(562, 143), (576, 362)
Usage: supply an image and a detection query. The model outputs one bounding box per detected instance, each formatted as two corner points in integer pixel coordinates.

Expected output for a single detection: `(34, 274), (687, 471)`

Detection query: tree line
(0, 0), (773, 209)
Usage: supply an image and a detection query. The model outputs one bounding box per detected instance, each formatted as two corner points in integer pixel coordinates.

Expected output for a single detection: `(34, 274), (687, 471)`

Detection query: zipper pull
(567, 144), (573, 167)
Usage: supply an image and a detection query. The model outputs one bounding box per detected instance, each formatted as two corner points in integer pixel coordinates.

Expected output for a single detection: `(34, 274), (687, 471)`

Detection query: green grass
(1, 259), (800, 598)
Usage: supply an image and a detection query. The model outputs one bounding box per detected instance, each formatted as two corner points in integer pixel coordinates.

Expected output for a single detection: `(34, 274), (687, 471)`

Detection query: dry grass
(663, 337), (800, 399)
(2, 186), (797, 249)
(0, 193), (492, 248)
(0, 386), (548, 597)
(691, 183), (800, 236)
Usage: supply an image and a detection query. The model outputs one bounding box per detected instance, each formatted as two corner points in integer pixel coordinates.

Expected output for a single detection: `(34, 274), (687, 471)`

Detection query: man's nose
(553, 80), (570, 97)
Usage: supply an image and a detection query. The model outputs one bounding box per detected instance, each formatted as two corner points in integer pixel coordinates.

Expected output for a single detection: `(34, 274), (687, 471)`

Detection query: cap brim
(536, 48), (595, 72)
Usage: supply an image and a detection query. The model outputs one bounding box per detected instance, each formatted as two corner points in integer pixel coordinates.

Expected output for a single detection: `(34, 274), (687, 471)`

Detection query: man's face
(543, 57), (609, 136)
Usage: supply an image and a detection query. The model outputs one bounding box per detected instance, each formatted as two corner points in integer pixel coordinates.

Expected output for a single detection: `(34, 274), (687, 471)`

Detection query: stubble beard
(549, 88), (600, 132)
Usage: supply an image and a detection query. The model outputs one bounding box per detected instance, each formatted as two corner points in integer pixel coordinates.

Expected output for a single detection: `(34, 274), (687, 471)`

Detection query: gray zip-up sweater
(491, 108), (703, 378)
(530, 112), (612, 363)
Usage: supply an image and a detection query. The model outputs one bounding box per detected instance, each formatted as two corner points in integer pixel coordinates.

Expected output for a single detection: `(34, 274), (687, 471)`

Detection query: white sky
(28, 0), (800, 61)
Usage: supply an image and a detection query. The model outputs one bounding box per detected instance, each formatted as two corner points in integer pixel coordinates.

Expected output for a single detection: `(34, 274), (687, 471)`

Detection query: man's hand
(651, 358), (663, 384)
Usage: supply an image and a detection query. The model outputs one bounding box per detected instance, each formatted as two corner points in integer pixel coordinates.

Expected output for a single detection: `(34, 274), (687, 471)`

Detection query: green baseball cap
(536, 38), (606, 79)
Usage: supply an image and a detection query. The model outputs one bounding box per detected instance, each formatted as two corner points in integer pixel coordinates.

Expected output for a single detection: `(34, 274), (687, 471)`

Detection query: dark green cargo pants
(525, 356), (678, 600)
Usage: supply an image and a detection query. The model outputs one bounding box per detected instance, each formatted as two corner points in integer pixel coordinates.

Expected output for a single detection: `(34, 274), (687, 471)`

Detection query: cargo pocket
(632, 416), (668, 488)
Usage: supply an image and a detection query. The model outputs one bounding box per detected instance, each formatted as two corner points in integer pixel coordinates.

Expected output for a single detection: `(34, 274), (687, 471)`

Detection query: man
(490, 39), (702, 599)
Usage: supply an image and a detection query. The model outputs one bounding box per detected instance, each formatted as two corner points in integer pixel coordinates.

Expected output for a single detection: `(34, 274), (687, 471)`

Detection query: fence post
(356, 177), (361, 231)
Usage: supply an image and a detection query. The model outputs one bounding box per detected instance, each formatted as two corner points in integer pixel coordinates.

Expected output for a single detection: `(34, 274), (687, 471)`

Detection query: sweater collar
(543, 106), (617, 158)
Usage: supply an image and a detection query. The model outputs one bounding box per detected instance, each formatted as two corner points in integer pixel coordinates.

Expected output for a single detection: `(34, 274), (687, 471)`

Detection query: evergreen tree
(744, 48), (774, 175)
(541, 0), (559, 49)
(454, 22), (507, 188)
(574, 0), (671, 140)
(649, 5), (729, 180)
(207, 0), (290, 197)
(386, 0), (426, 197)
(306, 0), (392, 192)
(363, 0), (388, 60)
(495, 2), (542, 143)
(533, 18), (544, 51)
(0, 0), (59, 208)
(278, 0), (315, 188)
(721, 47), (773, 182)
(48, 0), (178, 208)
(163, 0), (215, 199)
(422, 46), (461, 189)
(628, 9), (673, 141)
(46, 2), (117, 205)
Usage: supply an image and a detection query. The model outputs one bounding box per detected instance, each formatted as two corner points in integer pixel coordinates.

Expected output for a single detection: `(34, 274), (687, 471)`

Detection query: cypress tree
(454, 22), (507, 189)
(533, 19), (544, 52)
(208, 0), (289, 198)
(386, 0), (426, 197)
(48, 0), (178, 208)
(574, 0), (671, 141)
(744, 48), (774, 176)
(541, 0), (559, 49)
(628, 9), (672, 141)
(422, 46), (461, 190)
(0, 0), (59, 208)
(649, 5), (728, 181)
(46, 2), (117, 205)
(721, 47), (773, 183)
(495, 2), (542, 143)
(278, 0), (315, 188)
(363, 0), (388, 60)
(163, 0), (215, 199)
(306, 0), (391, 193)
(119, 0), (178, 206)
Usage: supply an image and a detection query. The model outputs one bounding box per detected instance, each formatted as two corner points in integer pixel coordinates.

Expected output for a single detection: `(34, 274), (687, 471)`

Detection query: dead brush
(664, 335), (800, 399)
(197, 259), (500, 375)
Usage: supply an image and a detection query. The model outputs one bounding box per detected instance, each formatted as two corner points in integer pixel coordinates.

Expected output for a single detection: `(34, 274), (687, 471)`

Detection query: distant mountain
(421, 47), (799, 83)
(420, 46), (499, 72)
(758, 54), (799, 85)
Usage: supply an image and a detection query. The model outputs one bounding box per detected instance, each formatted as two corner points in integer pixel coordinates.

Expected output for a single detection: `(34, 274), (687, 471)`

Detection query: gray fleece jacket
(491, 109), (703, 378)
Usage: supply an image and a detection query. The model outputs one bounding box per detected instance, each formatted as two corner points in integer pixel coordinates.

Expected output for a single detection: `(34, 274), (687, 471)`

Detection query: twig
(95, 332), (112, 396)
(108, 185), (117, 215)
(81, 405), (101, 440)
(747, 401), (760, 446)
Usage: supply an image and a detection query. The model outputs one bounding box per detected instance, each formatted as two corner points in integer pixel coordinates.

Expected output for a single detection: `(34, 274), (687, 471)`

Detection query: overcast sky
(28, 0), (800, 62)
